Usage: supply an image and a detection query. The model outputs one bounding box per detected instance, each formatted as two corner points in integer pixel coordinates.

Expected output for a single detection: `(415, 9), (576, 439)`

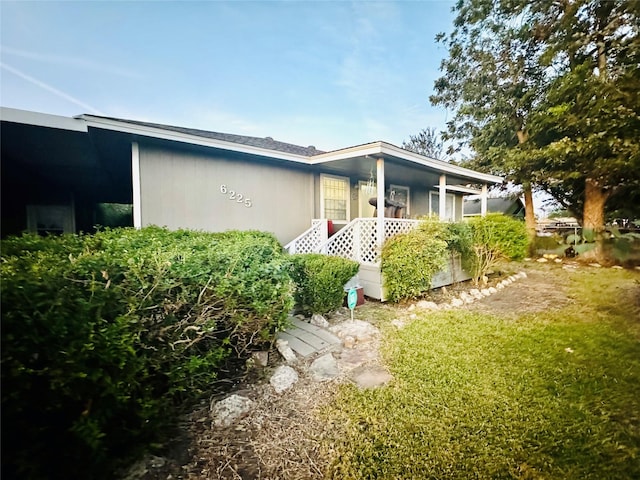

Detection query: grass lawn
(323, 266), (640, 479)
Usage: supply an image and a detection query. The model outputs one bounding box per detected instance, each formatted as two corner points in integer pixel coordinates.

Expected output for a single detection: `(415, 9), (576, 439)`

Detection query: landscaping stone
(349, 365), (393, 389)
(459, 292), (474, 303)
(342, 335), (356, 349)
(211, 394), (254, 427)
(589, 263), (602, 268)
(336, 347), (379, 370)
(537, 258), (548, 263)
(270, 365), (299, 393)
(495, 283), (504, 290)
(330, 320), (379, 344)
(275, 339), (298, 364)
(251, 351), (269, 367)
(451, 298), (464, 307)
(310, 353), (340, 382)
(391, 318), (407, 329)
(480, 288), (491, 297)
(310, 314), (330, 328)
(488, 287), (498, 294)
(416, 300), (439, 310)
(407, 304), (416, 311)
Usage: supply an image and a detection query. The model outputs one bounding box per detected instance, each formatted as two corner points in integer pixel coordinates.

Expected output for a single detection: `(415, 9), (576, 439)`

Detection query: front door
(358, 181), (376, 217)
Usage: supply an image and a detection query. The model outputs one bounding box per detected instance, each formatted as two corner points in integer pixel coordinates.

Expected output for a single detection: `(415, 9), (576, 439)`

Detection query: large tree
(529, 0), (640, 257)
(430, 0), (546, 239)
(432, 0), (640, 260)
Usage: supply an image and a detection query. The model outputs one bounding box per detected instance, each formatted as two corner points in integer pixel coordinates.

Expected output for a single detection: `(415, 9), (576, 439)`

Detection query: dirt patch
(464, 268), (572, 316)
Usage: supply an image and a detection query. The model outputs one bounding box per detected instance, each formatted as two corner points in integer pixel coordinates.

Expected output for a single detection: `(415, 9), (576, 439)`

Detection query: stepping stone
(309, 353), (340, 382)
(349, 365), (393, 389)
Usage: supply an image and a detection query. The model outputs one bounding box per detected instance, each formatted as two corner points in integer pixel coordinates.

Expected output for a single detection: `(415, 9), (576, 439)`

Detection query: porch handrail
(286, 217), (421, 262)
(283, 219), (327, 254)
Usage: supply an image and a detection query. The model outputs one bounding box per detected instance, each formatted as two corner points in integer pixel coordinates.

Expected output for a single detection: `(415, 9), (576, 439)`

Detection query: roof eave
(79, 114), (313, 164)
(310, 141), (503, 184)
(1, 107), (88, 132)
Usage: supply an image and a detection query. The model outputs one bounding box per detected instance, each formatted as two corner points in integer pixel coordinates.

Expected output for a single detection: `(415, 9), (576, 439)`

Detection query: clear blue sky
(1, 1), (456, 152)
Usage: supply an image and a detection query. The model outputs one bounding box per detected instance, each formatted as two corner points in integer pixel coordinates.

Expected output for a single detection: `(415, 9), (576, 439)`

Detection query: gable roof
(1, 107), (503, 186)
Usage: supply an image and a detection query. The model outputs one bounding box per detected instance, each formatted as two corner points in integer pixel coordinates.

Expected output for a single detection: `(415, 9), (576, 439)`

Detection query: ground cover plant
(323, 266), (640, 479)
(1, 227), (293, 479)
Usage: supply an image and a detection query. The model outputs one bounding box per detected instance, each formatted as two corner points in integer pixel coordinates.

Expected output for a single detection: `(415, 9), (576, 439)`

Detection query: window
(321, 174), (350, 222)
(389, 184), (410, 216)
(429, 192), (455, 221)
(27, 205), (75, 235)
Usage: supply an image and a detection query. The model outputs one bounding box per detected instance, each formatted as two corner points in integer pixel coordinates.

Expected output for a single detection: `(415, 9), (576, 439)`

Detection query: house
(463, 196), (525, 219)
(1, 107), (502, 299)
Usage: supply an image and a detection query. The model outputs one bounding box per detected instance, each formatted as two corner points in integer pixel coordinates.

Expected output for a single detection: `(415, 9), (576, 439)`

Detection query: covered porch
(286, 147), (502, 300)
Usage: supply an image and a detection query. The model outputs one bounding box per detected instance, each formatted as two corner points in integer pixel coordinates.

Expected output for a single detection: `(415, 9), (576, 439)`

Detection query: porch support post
(376, 158), (385, 254)
(439, 174), (447, 219)
(481, 183), (488, 217)
(132, 141), (142, 229)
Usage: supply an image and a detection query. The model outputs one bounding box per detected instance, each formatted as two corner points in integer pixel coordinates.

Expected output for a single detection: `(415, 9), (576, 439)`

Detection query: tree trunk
(522, 182), (537, 247)
(583, 177), (610, 262)
(516, 130), (537, 252)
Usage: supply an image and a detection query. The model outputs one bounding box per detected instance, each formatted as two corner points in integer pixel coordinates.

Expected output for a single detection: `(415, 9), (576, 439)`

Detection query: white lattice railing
(384, 218), (420, 240)
(286, 218), (420, 262)
(321, 218), (420, 264)
(284, 219), (328, 254)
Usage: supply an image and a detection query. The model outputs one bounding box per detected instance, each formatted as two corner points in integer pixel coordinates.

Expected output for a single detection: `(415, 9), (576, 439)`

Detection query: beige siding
(138, 144), (314, 243)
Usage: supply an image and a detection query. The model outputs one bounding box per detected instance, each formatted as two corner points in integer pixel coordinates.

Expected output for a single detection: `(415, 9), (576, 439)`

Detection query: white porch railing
(284, 219), (328, 254)
(285, 218), (420, 263)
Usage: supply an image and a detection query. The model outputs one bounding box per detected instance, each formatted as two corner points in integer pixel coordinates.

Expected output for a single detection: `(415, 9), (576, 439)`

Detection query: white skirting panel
(358, 254), (471, 302)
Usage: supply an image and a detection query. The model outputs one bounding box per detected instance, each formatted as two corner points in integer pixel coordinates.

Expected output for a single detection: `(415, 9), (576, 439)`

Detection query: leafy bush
(467, 213), (529, 284)
(381, 217), (450, 302)
(288, 254), (359, 315)
(1, 227), (293, 479)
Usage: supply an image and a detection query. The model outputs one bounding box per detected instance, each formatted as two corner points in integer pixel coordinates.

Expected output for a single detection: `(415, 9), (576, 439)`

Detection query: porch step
(276, 317), (341, 358)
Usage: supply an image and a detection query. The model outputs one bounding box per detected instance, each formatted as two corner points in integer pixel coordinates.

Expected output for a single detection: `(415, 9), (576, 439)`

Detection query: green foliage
(381, 217), (450, 302)
(288, 254), (359, 315)
(401, 127), (447, 160)
(432, 0), (640, 257)
(467, 213), (529, 284)
(1, 227), (293, 479)
(325, 268), (640, 478)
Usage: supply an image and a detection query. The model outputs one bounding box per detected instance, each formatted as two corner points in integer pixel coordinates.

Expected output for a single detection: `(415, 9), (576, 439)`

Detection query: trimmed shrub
(381, 217), (450, 302)
(467, 213), (529, 284)
(288, 254), (360, 315)
(1, 227), (293, 479)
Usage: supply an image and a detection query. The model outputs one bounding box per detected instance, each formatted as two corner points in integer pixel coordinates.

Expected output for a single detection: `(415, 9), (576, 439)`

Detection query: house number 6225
(220, 184), (252, 208)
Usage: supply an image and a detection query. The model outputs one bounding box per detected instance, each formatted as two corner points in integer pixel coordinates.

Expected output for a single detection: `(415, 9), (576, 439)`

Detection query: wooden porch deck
(276, 317), (341, 357)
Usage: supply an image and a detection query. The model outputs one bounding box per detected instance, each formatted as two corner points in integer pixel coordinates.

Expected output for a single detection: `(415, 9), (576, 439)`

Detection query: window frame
(429, 191), (456, 221)
(389, 184), (410, 216)
(320, 173), (350, 223)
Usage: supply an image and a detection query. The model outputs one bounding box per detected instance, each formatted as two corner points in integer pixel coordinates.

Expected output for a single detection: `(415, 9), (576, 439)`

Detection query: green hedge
(1, 227), (293, 479)
(381, 215), (528, 301)
(381, 217), (451, 302)
(466, 213), (529, 284)
(288, 254), (360, 315)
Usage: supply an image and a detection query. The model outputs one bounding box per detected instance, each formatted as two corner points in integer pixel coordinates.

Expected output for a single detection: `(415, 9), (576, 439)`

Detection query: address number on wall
(220, 184), (252, 208)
